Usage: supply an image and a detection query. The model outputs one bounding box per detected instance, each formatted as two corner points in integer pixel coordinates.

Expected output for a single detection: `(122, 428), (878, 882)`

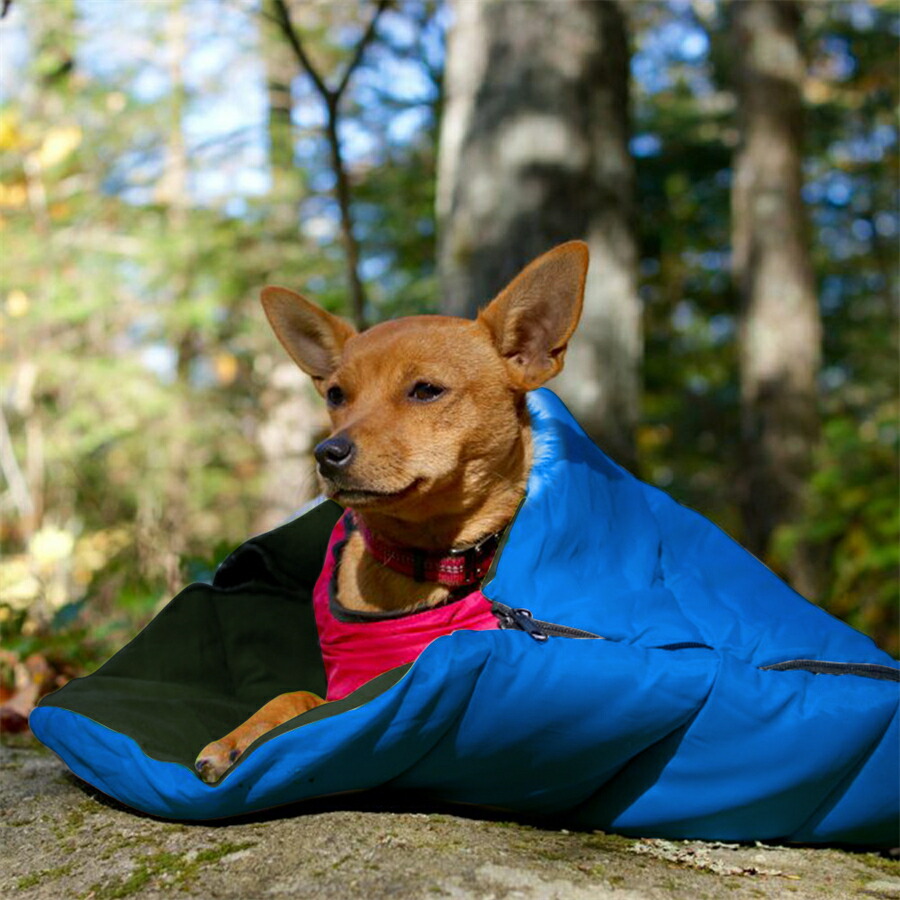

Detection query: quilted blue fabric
(31, 389), (899, 843)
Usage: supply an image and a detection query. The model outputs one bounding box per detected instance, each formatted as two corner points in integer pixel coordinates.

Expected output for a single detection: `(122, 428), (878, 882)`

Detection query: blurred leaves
(0, 0), (443, 702)
(0, 0), (896, 710)
(632, 0), (898, 652)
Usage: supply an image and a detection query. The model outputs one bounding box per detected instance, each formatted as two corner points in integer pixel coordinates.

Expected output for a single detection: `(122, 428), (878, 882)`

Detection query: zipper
(760, 659), (900, 682)
(491, 603), (898, 683)
(491, 602), (711, 648)
(491, 602), (605, 642)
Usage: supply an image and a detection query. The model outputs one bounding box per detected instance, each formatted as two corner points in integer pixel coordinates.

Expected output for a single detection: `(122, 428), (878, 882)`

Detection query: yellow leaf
(804, 78), (833, 105)
(49, 201), (71, 220)
(37, 125), (82, 168)
(0, 110), (22, 151)
(6, 289), (29, 317)
(0, 182), (28, 208)
(214, 352), (239, 386)
(73, 527), (131, 586)
(637, 424), (672, 452)
(0, 556), (40, 611)
(29, 525), (75, 566)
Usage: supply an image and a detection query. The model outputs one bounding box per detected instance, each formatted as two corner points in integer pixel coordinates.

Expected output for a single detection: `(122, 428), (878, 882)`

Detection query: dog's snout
(315, 434), (355, 476)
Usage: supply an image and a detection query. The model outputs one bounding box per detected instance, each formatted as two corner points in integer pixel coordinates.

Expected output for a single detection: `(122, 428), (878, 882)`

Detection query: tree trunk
(255, 0), (326, 532)
(14, 0), (79, 537)
(262, 0), (303, 207)
(158, 0), (197, 384)
(731, 0), (822, 597)
(437, 0), (640, 466)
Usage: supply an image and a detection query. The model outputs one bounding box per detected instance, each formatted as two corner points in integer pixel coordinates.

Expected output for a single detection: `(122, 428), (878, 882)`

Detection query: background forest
(0, 0), (897, 721)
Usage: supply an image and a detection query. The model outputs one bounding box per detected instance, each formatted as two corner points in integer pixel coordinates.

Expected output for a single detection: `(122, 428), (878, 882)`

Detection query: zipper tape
(491, 603), (899, 682)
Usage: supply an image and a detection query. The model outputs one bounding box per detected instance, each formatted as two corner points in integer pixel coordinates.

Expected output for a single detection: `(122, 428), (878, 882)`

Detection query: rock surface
(2, 744), (897, 899)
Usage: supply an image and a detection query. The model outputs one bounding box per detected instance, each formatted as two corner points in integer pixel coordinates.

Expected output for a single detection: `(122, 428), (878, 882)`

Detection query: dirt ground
(2, 741), (898, 900)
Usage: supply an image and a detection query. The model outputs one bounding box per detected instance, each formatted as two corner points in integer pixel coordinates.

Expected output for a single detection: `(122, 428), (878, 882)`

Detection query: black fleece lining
(38, 501), (344, 768)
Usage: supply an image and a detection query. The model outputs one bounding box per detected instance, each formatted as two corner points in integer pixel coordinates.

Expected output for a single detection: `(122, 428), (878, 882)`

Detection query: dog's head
(260, 241), (588, 523)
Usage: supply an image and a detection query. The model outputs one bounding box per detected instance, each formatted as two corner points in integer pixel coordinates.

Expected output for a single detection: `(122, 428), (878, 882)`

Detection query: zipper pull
(494, 604), (549, 642)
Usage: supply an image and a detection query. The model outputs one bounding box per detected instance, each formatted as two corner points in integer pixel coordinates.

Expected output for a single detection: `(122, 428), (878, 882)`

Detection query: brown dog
(195, 241), (588, 783)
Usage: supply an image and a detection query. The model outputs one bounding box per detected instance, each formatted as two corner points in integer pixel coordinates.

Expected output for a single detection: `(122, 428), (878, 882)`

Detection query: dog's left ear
(478, 240), (588, 391)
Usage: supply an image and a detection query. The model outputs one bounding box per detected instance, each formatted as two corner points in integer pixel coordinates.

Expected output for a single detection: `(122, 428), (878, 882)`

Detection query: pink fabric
(313, 514), (500, 701)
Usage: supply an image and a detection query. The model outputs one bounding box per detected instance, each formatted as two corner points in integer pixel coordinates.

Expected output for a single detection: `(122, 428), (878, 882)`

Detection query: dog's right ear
(260, 286), (357, 391)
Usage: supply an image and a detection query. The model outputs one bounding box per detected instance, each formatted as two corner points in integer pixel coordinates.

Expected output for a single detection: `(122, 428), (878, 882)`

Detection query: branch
(334, 0), (390, 102)
(269, 0), (330, 101)
(0, 405), (35, 522)
(269, 0), (389, 105)
(266, 0), (390, 330)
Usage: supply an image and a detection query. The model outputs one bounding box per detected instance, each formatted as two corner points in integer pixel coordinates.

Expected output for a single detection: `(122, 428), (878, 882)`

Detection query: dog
(194, 241), (588, 783)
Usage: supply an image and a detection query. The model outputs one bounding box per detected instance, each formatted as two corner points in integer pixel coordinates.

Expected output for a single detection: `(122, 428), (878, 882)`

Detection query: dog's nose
(314, 434), (355, 476)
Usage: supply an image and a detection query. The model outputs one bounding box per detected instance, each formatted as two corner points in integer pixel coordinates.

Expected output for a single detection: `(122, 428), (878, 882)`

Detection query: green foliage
(0, 0), (895, 682)
(0, 0), (442, 679)
(774, 399), (899, 652)
(786, 1), (898, 652)
(633, 0), (898, 652)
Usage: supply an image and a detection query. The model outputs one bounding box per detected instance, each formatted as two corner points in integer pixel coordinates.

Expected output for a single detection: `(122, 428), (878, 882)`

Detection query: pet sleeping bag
(31, 389), (899, 844)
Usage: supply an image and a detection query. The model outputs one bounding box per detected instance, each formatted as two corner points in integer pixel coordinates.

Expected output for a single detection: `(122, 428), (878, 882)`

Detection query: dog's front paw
(195, 737), (244, 784)
(194, 692), (326, 783)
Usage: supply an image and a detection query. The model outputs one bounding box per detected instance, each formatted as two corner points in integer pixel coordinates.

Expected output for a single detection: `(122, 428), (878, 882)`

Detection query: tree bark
(731, 0), (822, 596)
(13, 0), (79, 537)
(262, 0), (304, 213)
(437, 0), (640, 466)
(255, 0), (326, 531)
(157, 0), (198, 384)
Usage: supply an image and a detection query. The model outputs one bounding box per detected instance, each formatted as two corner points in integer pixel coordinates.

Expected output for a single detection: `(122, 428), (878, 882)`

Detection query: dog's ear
(260, 286), (356, 391)
(478, 241), (588, 391)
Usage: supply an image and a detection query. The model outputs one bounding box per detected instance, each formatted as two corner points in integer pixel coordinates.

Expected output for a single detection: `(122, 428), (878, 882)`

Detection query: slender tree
(730, 0), (822, 596)
(254, 0), (326, 531)
(7, 0), (80, 538)
(269, 0), (389, 330)
(158, 0), (199, 384)
(437, 0), (640, 465)
(262, 0), (303, 208)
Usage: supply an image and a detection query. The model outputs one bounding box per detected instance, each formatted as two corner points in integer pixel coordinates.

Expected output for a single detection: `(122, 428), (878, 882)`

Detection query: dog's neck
(335, 426), (532, 614)
(352, 512), (502, 587)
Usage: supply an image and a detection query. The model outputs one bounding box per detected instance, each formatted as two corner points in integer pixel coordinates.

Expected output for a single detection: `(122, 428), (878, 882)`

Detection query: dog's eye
(409, 382), (445, 403)
(326, 385), (345, 407)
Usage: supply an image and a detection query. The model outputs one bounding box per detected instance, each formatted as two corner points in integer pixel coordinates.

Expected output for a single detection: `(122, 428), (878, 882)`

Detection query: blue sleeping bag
(31, 389), (899, 844)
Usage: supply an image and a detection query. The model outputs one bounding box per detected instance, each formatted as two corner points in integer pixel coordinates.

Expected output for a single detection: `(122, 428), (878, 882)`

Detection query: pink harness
(312, 514), (500, 701)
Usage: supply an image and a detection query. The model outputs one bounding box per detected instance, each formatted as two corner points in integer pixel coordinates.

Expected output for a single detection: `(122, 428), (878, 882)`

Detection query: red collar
(350, 511), (502, 587)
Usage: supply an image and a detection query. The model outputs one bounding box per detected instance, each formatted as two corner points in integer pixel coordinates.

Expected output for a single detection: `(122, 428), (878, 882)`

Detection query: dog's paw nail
(228, 748), (241, 762)
(195, 758), (219, 784)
